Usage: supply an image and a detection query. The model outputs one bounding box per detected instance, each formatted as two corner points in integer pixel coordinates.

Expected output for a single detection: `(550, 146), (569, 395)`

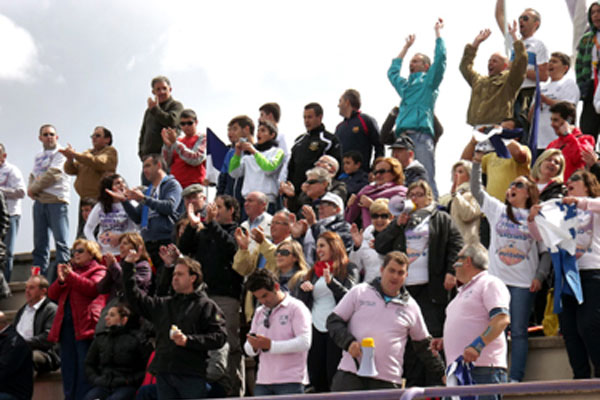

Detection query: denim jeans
(559, 269), (600, 379)
(3, 215), (19, 282)
(471, 367), (508, 400)
(32, 201), (70, 281)
(60, 303), (92, 400)
(507, 286), (534, 382)
(405, 131), (438, 199)
(254, 383), (304, 396)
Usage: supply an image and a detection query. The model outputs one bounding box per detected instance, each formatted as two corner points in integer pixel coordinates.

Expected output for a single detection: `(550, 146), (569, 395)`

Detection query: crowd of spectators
(3, 2), (600, 400)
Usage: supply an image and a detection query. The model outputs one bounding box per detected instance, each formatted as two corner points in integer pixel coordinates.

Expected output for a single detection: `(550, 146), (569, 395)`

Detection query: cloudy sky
(0, 0), (585, 253)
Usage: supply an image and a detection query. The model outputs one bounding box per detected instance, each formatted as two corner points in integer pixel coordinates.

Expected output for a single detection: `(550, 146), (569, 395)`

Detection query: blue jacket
(388, 37), (446, 136)
(123, 174), (182, 242)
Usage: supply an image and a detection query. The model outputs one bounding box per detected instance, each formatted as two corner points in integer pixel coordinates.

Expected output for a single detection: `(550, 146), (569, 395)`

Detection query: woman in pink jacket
(345, 157), (406, 228)
(48, 239), (107, 400)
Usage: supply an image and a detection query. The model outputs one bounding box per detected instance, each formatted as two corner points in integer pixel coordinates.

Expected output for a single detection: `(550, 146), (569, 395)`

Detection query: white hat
(319, 192), (344, 213)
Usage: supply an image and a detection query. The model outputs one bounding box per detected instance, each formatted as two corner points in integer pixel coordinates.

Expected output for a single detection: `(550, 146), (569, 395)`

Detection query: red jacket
(47, 260), (107, 342)
(546, 127), (595, 181)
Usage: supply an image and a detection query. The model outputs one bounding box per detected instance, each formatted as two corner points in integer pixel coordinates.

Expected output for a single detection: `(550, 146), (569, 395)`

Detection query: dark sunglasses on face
(370, 213), (391, 220)
(305, 179), (322, 185)
(42, 133), (55, 137)
(90, 134), (103, 138)
(276, 249), (292, 256)
(519, 15), (529, 21)
(71, 248), (85, 256)
(180, 121), (195, 126)
(373, 169), (392, 176)
(510, 181), (526, 189)
(569, 175), (582, 182)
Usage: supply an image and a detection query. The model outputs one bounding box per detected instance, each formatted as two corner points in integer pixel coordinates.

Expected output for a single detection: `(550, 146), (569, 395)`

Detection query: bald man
(460, 27), (528, 127)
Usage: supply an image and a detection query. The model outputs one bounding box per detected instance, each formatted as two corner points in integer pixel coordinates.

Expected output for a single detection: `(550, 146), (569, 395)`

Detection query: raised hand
(473, 29), (491, 47)
(291, 219), (308, 239)
(508, 20), (518, 41)
(434, 17), (444, 37)
(234, 227), (250, 250)
(350, 223), (363, 248)
(301, 205), (316, 226)
(147, 96), (158, 109)
(251, 227), (266, 244)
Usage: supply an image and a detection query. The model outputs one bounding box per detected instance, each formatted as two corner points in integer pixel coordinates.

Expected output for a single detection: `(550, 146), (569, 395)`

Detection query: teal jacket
(387, 37), (446, 136)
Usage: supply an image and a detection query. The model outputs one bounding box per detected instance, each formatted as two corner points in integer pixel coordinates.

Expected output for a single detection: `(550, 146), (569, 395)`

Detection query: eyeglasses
(519, 15), (529, 22)
(370, 213), (391, 220)
(276, 249), (292, 256)
(90, 134), (103, 138)
(409, 192), (425, 198)
(271, 221), (289, 226)
(71, 248), (85, 256)
(373, 169), (392, 175)
(41, 133), (56, 137)
(306, 179), (323, 185)
(510, 181), (526, 189)
(180, 121), (195, 126)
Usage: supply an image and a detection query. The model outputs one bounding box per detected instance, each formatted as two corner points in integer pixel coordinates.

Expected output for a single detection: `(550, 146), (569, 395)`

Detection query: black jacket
(179, 220), (242, 300)
(0, 324), (33, 400)
(539, 181), (566, 202)
(294, 262), (359, 311)
(310, 214), (353, 256)
(286, 180), (348, 215)
(339, 170), (369, 197)
(123, 264), (228, 378)
(85, 325), (149, 389)
(335, 110), (383, 172)
(287, 124), (342, 196)
(13, 297), (60, 370)
(374, 208), (463, 305)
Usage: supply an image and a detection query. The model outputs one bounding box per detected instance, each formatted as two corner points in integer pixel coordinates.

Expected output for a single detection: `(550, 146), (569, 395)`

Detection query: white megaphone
(357, 337), (378, 377)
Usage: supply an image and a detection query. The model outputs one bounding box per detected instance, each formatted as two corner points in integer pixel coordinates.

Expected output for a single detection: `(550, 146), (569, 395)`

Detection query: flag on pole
(205, 127), (229, 185)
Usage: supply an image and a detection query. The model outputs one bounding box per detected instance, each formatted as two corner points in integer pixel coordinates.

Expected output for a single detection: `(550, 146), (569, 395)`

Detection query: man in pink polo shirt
(432, 243), (510, 398)
(243, 269), (312, 395)
(327, 251), (444, 391)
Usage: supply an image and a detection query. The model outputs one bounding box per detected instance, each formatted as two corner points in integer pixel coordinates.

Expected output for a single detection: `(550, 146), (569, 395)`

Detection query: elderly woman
(531, 149), (566, 201)
(529, 170), (600, 379)
(47, 239), (107, 400)
(284, 167), (334, 215)
(439, 160), (481, 244)
(471, 158), (550, 383)
(345, 157), (406, 228)
(349, 198), (393, 282)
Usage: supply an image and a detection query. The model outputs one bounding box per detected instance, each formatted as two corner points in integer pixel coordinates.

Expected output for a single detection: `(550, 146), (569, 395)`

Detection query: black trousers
(307, 326), (342, 392)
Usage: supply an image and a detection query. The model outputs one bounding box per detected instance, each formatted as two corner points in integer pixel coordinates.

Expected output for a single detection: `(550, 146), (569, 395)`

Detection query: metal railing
(232, 379), (600, 400)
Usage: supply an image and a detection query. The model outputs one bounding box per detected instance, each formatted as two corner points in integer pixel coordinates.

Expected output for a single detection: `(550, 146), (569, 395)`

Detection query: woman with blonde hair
(439, 160), (482, 244)
(296, 231), (358, 392)
(530, 149), (566, 201)
(349, 198), (393, 282)
(345, 156), (406, 228)
(274, 240), (308, 292)
(47, 239), (108, 400)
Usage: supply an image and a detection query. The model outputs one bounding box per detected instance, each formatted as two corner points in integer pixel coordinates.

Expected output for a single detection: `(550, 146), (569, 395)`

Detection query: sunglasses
(90, 134), (103, 138)
(370, 213), (391, 220)
(373, 169), (392, 175)
(519, 15), (529, 22)
(510, 181), (526, 189)
(276, 249), (292, 256)
(305, 179), (323, 185)
(41, 133), (56, 137)
(409, 192), (425, 198)
(569, 175), (582, 182)
(263, 308), (272, 329)
(71, 248), (85, 256)
(180, 121), (195, 126)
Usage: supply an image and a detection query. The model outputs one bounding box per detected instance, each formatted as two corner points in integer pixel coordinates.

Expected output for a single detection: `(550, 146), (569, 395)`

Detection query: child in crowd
(338, 151), (369, 196)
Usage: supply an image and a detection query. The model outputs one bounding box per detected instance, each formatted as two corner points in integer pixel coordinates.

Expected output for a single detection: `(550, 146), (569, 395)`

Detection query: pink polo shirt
(244, 294), (312, 385)
(333, 282), (429, 384)
(443, 271), (510, 368)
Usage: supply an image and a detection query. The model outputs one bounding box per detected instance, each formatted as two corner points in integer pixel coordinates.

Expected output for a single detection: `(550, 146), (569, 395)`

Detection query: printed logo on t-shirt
(575, 210), (594, 259)
(359, 300), (376, 308)
(495, 212), (532, 266)
(279, 315), (289, 326)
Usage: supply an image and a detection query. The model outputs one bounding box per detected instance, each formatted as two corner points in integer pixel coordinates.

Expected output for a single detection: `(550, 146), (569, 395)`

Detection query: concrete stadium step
(0, 281), (26, 311)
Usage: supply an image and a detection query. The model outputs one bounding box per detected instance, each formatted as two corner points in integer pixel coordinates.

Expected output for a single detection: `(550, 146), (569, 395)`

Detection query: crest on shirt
(279, 315), (289, 325)
(352, 126), (360, 133)
(309, 141), (320, 151)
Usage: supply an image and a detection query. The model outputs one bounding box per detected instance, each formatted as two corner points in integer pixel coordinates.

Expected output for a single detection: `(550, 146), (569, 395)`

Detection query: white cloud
(0, 14), (43, 82)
